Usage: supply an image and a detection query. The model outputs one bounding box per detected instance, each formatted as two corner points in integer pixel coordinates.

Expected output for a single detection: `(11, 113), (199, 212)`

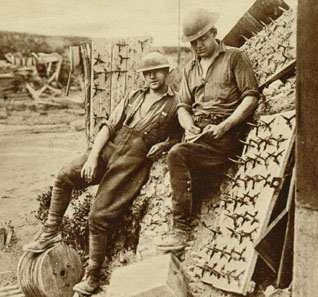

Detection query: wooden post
(294, 1), (318, 296)
(80, 42), (92, 146)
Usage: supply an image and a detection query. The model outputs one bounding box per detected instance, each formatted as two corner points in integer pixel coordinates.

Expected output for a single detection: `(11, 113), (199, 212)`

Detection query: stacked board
(198, 110), (295, 295)
(89, 36), (152, 139)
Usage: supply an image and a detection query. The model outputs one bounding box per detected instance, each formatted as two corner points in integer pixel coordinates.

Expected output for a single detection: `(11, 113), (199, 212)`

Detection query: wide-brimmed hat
(182, 8), (219, 42)
(137, 52), (170, 72)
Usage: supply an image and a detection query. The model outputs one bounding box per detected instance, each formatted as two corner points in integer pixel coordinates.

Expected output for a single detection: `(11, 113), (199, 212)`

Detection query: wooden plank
(294, 2), (318, 292)
(254, 167), (295, 276)
(276, 171), (295, 288)
(88, 36), (151, 140)
(296, 0), (318, 210)
(80, 42), (92, 146)
(222, 0), (288, 47)
(259, 59), (296, 90)
(89, 41), (95, 139)
(254, 153), (295, 248)
(110, 38), (129, 114)
(25, 83), (40, 101)
(0, 73), (15, 79)
(126, 38), (139, 91)
(127, 36), (152, 90)
(254, 210), (287, 249)
(90, 38), (112, 138)
(110, 40), (120, 114)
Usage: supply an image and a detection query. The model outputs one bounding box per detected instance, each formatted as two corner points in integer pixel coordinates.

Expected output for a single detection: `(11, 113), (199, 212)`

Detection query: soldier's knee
(88, 212), (99, 233)
(167, 143), (187, 165)
(54, 165), (73, 188)
(88, 211), (111, 233)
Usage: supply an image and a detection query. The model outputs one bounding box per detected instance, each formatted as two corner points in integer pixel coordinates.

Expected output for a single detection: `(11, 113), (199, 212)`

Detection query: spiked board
(199, 110), (295, 295)
(89, 36), (152, 139)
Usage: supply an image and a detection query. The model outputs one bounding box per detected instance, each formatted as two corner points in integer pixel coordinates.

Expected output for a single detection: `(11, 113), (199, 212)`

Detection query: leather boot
(73, 232), (107, 295)
(156, 228), (188, 252)
(23, 225), (62, 253)
(72, 267), (100, 295)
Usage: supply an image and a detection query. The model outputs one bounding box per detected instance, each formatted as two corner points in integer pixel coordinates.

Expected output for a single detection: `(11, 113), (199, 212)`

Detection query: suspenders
(125, 88), (176, 146)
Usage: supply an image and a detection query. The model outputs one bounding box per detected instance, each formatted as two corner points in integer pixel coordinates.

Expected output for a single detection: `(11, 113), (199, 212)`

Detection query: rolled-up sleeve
(177, 68), (193, 111)
(234, 51), (260, 100)
(98, 92), (130, 138)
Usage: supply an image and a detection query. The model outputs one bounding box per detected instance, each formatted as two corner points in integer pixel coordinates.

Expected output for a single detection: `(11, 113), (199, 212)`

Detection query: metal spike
(250, 138), (263, 151)
(239, 139), (256, 150)
(270, 134), (288, 149)
(224, 173), (240, 189)
(118, 54), (130, 65)
(247, 122), (261, 136)
(116, 42), (129, 52)
(259, 118), (275, 131)
(93, 53), (106, 65)
(281, 114), (295, 129)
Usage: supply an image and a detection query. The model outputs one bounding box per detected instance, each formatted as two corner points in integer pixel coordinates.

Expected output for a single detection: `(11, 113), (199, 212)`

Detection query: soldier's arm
(177, 68), (201, 134)
(212, 95), (258, 138)
(81, 91), (131, 180)
(81, 126), (111, 181)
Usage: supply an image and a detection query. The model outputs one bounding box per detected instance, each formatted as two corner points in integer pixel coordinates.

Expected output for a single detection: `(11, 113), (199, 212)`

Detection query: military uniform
(168, 41), (259, 230)
(50, 87), (180, 233)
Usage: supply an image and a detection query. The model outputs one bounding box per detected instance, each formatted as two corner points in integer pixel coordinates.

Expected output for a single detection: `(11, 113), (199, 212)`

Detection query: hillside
(0, 30), (89, 59)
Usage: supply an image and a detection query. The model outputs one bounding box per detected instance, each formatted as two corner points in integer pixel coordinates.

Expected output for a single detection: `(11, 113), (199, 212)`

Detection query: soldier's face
(190, 30), (217, 58)
(143, 68), (168, 90)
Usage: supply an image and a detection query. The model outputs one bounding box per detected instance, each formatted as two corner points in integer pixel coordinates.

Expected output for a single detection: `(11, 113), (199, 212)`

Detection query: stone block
(105, 253), (188, 297)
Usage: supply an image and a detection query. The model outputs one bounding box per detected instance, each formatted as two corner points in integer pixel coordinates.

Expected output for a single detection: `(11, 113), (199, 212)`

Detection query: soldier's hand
(81, 156), (98, 183)
(186, 124), (201, 135)
(178, 110), (201, 134)
(147, 142), (168, 160)
(204, 123), (227, 139)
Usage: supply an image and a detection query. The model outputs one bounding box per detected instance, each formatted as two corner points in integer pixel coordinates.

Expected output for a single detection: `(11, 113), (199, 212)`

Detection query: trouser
(46, 126), (152, 266)
(167, 124), (245, 230)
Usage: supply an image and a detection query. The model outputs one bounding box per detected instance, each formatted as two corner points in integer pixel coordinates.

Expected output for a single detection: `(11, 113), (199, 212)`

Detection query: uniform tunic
(168, 41), (260, 229)
(49, 87), (180, 233)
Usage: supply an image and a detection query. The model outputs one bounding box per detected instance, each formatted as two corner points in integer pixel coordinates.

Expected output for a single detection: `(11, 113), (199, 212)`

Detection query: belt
(193, 113), (227, 128)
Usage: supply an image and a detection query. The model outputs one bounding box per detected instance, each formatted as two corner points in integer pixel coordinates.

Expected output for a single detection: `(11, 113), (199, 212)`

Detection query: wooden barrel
(17, 243), (83, 297)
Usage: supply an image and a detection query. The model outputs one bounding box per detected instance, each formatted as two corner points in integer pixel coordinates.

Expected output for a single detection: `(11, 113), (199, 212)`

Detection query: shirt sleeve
(98, 92), (131, 138)
(177, 67), (193, 111)
(233, 51), (260, 100)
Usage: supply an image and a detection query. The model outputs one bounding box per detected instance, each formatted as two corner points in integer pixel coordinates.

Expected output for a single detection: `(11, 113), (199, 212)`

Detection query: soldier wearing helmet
(23, 51), (182, 295)
(157, 8), (260, 251)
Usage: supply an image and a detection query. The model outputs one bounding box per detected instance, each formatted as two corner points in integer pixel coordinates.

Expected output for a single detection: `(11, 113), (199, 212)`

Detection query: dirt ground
(0, 98), (87, 287)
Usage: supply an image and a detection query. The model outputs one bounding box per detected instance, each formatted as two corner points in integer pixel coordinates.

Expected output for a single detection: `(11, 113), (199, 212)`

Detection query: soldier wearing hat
(23, 52), (182, 295)
(157, 8), (260, 251)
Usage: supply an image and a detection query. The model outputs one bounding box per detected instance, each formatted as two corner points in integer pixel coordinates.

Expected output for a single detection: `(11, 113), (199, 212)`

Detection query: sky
(0, 0), (296, 46)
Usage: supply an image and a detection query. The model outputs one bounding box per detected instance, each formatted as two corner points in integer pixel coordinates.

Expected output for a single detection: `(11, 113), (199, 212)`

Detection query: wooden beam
(294, 1), (318, 296)
(259, 59), (296, 91)
(80, 42), (92, 146)
(296, 0), (318, 210)
(0, 73), (14, 79)
(276, 179), (294, 288)
(25, 83), (40, 101)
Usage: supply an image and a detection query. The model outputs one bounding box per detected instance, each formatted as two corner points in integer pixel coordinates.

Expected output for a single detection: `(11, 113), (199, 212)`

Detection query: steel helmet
(182, 8), (219, 42)
(137, 52), (170, 72)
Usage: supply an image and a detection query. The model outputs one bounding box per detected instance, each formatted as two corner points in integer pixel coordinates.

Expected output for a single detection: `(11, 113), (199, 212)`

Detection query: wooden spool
(17, 243), (83, 297)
